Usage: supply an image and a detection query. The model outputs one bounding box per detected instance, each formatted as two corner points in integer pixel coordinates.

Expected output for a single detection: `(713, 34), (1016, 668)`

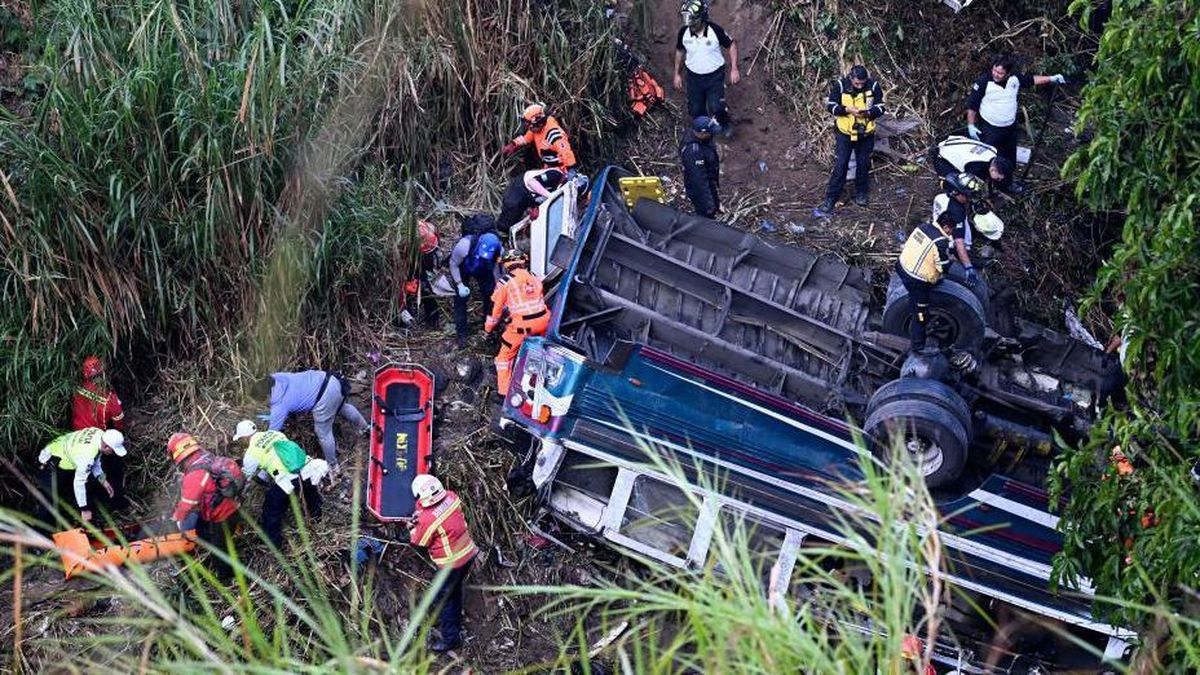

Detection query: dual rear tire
(863, 377), (972, 489)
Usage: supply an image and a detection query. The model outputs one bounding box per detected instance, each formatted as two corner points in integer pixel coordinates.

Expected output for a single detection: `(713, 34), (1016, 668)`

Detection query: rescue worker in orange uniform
(403, 474), (478, 653)
(502, 103), (577, 171)
(168, 433), (243, 581)
(399, 220), (442, 328)
(71, 355), (128, 509)
(485, 250), (550, 398)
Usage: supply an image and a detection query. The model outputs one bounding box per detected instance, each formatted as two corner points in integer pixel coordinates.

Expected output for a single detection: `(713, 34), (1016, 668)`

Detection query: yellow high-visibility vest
(898, 222), (951, 284)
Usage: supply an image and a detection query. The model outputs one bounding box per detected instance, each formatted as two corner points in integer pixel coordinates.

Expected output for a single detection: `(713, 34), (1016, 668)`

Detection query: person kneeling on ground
(168, 432), (243, 581)
(402, 474), (478, 653)
(233, 421), (327, 550)
(934, 135), (1013, 198)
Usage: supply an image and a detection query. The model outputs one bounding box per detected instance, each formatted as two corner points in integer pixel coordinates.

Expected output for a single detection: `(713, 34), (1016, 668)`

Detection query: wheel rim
(923, 309), (961, 346)
(904, 434), (945, 475)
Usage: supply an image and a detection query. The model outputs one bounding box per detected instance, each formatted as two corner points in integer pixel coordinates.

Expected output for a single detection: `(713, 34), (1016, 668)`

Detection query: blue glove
(456, 283), (470, 298)
(965, 266), (979, 287)
(1050, 74), (1066, 85)
(967, 123), (981, 141)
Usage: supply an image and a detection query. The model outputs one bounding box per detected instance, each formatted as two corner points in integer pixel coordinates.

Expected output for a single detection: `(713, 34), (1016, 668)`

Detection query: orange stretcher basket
(52, 523), (196, 580)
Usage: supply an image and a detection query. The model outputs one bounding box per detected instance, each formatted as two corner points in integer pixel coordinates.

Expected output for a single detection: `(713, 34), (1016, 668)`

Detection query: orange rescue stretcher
(368, 363), (434, 522)
(53, 521), (196, 580)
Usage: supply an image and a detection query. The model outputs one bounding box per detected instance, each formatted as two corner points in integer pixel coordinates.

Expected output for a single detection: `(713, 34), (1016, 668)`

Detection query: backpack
(272, 439), (310, 473)
(462, 231), (502, 276)
(191, 455), (246, 511)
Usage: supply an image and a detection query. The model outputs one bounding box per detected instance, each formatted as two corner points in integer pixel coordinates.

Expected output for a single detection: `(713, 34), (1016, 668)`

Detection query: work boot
(816, 198), (835, 215)
(430, 636), (461, 653)
(853, 193), (869, 207)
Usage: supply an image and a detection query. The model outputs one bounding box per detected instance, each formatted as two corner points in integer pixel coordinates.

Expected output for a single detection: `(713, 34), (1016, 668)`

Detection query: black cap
(849, 65), (869, 81)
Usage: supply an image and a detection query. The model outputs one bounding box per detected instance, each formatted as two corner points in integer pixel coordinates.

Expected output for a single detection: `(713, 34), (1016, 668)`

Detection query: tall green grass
(0, 0), (623, 499)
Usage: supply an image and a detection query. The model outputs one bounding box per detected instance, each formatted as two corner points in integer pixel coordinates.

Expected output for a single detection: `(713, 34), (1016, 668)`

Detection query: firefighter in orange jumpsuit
(501, 103), (577, 171)
(485, 250), (550, 398)
(72, 355), (127, 509)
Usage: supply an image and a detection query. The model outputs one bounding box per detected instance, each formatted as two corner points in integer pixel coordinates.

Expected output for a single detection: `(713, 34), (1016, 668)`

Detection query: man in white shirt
(673, 0), (740, 136)
(965, 56), (1064, 190)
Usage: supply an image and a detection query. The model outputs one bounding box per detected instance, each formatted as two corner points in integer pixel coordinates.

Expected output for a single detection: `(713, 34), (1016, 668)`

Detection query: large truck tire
(864, 395), (971, 489)
(883, 273), (987, 352)
(866, 377), (973, 437)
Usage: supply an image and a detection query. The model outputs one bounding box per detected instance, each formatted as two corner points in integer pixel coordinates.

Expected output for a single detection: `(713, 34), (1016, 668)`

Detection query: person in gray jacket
(448, 216), (503, 349)
(251, 370), (369, 472)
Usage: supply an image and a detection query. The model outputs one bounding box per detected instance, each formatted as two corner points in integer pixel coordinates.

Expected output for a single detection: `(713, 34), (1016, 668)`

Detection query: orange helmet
(900, 634), (923, 660)
(418, 220), (439, 254)
(522, 103), (547, 129)
(167, 433), (202, 464)
(82, 355), (104, 379)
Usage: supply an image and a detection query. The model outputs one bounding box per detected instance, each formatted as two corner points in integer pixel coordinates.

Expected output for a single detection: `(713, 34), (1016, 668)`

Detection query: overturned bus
(498, 166), (1133, 671)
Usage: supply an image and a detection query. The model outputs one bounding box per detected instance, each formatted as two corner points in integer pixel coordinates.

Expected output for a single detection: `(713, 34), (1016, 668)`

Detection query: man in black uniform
(965, 56), (1065, 191)
(680, 116), (721, 218)
(934, 136), (1013, 197)
(819, 65), (885, 213)
(496, 168), (567, 234)
(896, 172), (982, 353)
(674, 0), (739, 136)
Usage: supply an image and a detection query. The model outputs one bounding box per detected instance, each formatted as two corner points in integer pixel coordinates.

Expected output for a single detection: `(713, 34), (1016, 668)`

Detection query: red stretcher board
(368, 363), (434, 521)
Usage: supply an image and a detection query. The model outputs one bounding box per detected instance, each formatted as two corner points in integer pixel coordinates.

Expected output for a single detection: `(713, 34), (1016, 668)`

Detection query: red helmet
(167, 432), (202, 464)
(82, 355), (104, 379)
(418, 220), (439, 254)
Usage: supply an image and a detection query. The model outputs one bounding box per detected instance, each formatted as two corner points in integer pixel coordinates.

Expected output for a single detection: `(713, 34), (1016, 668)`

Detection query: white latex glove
(1050, 73), (1066, 84)
(456, 283), (470, 298)
(967, 123), (981, 140)
(398, 309), (414, 326)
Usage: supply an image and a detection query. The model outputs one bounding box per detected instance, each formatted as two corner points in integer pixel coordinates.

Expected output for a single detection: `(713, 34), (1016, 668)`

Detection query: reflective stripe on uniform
(418, 498), (463, 547)
(898, 225), (949, 283)
(835, 81), (878, 140)
(75, 386), (109, 405)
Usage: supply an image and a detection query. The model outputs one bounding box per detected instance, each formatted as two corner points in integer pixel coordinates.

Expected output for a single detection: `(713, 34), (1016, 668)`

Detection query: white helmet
(101, 429), (127, 457)
(411, 474), (446, 507)
(232, 420), (257, 441)
(973, 210), (1005, 240)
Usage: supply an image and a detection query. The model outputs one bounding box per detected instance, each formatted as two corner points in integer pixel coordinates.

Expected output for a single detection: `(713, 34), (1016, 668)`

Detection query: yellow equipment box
(618, 176), (666, 209)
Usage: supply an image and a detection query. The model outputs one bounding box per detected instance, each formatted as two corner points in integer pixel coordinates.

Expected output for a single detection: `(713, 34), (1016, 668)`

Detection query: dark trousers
(824, 131), (875, 202)
(92, 453), (126, 511)
(978, 120), (1018, 188)
(685, 67), (729, 127)
(405, 251), (441, 327)
(897, 265), (933, 352)
(453, 269), (496, 339)
(195, 517), (237, 581)
(497, 178), (537, 234)
(37, 465), (81, 531)
(261, 477), (322, 549)
(432, 557), (473, 644)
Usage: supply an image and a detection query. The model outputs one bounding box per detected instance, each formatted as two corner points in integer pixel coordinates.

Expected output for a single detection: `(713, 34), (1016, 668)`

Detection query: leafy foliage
(1053, 0), (1200, 663)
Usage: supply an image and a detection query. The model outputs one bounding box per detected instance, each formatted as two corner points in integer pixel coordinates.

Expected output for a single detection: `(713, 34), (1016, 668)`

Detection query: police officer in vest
(819, 65), (885, 214)
(448, 217), (503, 349)
(965, 56), (1065, 192)
(673, 0), (739, 137)
(680, 116), (721, 218)
(896, 172), (982, 353)
(934, 136), (1013, 197)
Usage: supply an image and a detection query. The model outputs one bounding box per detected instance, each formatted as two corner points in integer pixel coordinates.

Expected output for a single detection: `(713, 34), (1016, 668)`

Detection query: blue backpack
(462, 232), (502, 276)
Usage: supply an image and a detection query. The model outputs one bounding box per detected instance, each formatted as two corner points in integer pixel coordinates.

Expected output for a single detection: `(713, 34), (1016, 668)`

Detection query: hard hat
(691, 115), (720, 135)
(102, 429), (127, 457)
(521, 103), (547, 128)
(501, 249), (530, 271)
(418, 220), (439, 255)
(900, 634), (923, 660)
(411, 473), (447, 508)
(233, 420), (257, 441)
(82, 355), (104, 379)
(167, 432), (201, 464)
(945, 171), (985, 199)
(476, 232), (502, 261)
(973, 211), (1005, 240)
(681, 0), (707, 24)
